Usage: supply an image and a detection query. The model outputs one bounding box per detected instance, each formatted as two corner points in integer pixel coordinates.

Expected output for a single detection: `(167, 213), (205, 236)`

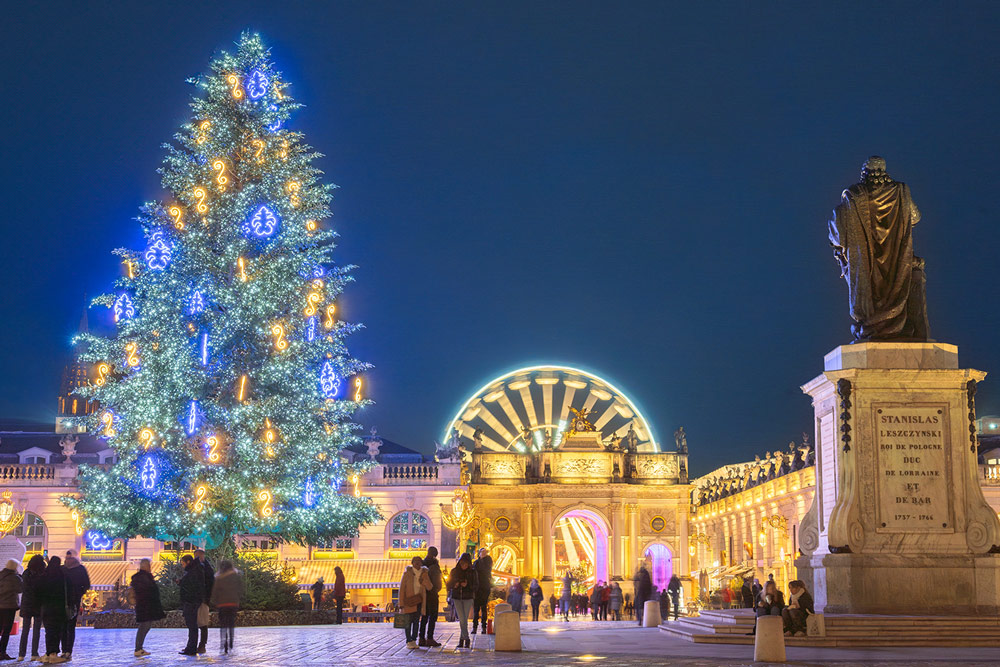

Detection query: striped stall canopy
(295, 559), (408, 590)
(85, 560), (130, 590)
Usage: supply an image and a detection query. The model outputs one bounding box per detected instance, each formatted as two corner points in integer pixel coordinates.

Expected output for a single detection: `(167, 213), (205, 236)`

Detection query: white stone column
(678, 503), (690, 576)
(612, 502), (624, 579)
(542, 503), (553, 581)
(523, 504), (534, 578)
(627, 503), (639, 574)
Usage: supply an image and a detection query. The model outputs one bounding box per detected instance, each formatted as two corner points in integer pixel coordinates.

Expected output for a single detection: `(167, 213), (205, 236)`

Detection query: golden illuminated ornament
(305, 219), (317, 232)
(323, 304), (336, 329)
(238, 257), (248, 282)
(71, 508), (83, 536)
(212, 159), (228, 191)
(194, 187), (208, 214)
(237, 375), (248, 402)
(195, 120), (210, 145)
(304, 292), (321, 317)
(122, 259), (136, 279)
(138, 428), (155, 450)
(95, 363), (110, 387)
(273, 80), (284, 99)
(258, 490), (273, 517)
(271, 324), (287, 351)
(168, 206), (184, 230)
(125, 342), (140, 368)
(286, 180), (301, 208)
(100, 411), (116, 438)
(206, 434), (221, 463)
(354, 377), (363, 402)
(280, 140), (289, 160)
(227, 74), (243, 99)
(252, 139), (265, 163)
(194, 484), (208, 513)
(351, 475), (360, 498)
(0, 492), (24, 537)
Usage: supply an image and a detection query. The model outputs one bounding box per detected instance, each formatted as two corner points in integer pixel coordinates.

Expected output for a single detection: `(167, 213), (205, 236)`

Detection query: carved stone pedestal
(796, 342), (1000, 614)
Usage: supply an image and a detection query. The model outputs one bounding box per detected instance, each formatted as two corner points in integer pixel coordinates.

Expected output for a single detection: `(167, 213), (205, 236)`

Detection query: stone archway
(643, 542), (674, 591)
(554, 507), (611, 587)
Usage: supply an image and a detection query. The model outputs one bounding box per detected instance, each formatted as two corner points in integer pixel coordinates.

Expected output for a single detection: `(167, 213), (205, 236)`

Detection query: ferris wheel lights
(614, 404), (634, 418)
(563, 380), (587, 389)
(591, 388), (613, 401)
(484, 390), (504, 402)
(507, 380), (531, 391)
(534, 377), (559, 385)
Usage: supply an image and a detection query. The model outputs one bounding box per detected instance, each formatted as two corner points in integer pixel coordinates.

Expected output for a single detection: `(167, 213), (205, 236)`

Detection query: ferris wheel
(444, 365), (659, 453)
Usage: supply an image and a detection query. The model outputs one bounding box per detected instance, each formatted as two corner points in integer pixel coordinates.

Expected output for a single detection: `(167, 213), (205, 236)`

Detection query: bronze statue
(828, 156), (929, 341)
(673, 426), (687, 454)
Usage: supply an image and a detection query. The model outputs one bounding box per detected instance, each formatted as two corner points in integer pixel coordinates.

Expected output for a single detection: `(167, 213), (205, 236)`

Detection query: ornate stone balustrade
(982, 464), (1000, 485)
(0, 464), (57, 483)
(364, 462), (461, 486)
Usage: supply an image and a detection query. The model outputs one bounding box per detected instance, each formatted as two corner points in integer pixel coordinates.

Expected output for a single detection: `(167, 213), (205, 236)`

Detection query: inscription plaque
(874, 404), (952, 532)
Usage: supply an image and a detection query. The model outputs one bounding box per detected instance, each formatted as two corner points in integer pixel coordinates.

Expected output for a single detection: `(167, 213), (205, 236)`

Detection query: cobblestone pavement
(16, 620), (999, 666)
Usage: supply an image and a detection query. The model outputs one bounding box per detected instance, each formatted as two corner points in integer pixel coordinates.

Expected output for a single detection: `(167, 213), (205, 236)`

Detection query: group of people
(397, 545), (494, 650)
(309, 565), (347, 623)
(632, 567), (682, 625)
(0, 552), (91, 663)
(746, 576), (815, 637)
(174, 550), (243, 656)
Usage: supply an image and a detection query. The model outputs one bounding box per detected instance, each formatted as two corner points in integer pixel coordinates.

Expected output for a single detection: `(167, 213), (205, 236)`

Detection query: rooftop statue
(829, 156), (929, 341)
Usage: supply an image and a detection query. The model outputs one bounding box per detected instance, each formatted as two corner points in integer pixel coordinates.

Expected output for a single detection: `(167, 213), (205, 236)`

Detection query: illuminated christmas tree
(69, 33), (379, 547)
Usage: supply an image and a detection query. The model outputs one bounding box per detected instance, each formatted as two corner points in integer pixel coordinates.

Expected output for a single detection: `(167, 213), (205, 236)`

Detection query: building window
(23, 456), (48, 464)
(163, 541), (197, 553)
(389, 511), (429, 550)
(317, 536), (354, 551)
(238, 536), (277, 551)
(15, 513), (45, 554)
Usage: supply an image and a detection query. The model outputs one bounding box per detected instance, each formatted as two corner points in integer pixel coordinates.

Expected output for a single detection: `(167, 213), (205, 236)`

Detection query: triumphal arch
(445, 366), (692, 597)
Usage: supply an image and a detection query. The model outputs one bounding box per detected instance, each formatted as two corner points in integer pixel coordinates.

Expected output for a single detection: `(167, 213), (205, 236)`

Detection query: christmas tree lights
(68, 33), (378, 547)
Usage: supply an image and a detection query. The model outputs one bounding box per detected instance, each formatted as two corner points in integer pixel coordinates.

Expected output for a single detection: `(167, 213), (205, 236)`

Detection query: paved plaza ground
(24, 619), (999, 666)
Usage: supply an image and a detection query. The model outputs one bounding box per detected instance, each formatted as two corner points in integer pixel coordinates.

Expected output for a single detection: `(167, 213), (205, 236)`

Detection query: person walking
(0, 559), (22, 660)
(634, 567), (651, 626)
(589, 582), (601, 620)
(446, 553), (477, 649)
(740, 578), (754, 609)
(131, 558), (165, 657)
(194, 550), (214, 654)
(667, 574), (682, 621)
(508, 579), (523, 616)
(39, 556), (67, 664)
(178, 554), (205, 656)
(310, 578), (324, 611)
(399, 556), (430, 649)
(608, 582), (623, 621)
(559, 571), (573, 622)
(418, 547), (442, 647)
(61, 553), (90, 660)
(332, 567), (346, 624)
(210, 561), (242, 654)
(18, 555), (45, 662)
(471, 548), (492, 635)
(782, 580), (814, 637)
(528, 579), (543, 621)
(547, 593), (557, 620)
(600, 581), (610, 620)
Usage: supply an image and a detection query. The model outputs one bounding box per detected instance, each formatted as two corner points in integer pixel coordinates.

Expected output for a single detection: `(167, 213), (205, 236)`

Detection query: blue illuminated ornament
(304, 478), (316, 507)
(267, 104), (282, 132)
(246, 69), (268, 100)
(141, 456), (158, 491)
(306, 316), (316, 342)
(319, 360), (341, 398)
(85, 531), (113, 551)
(189, 290), (205, 315)
(113, 294), (134, 323)
(187, 400), (199, 435)
(201, 333), (209, 366)
(247, 204), (279, 238)
(144, 231), (171, 271)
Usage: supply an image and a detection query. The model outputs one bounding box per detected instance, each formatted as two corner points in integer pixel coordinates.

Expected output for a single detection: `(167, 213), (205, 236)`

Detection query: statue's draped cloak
(829, 182), (921, 340)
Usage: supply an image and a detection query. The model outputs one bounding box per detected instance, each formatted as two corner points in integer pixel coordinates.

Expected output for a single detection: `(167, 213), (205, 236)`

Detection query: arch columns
(542, 503), (553, 581)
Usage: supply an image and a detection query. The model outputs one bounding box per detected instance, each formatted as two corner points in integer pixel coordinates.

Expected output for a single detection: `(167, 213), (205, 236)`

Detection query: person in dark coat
(131, 558), (165, 657)
(446, 553), (477, 649)
(529, 579), (544, 621)
(0, 559), (23, 660)
(471, 548), (492, 635)
(178, 555), (205, 656)
(634, 567), (652, 626)
(18, 555), (45, 661)
(740, 578), (754, 609)
(508, 579), (524, 615)
(782, 580), (815, 637)
(658, 588), (671, 621)
(39, 556), (67, 663)
(667, 574), (682, 620)
(418, 547), (442, 647)
(310, 578), (324, 611)
(209, 561), (242, 654)
(333, 567), (347, 625)
(62, 554), (90, 659)
(194, 550), (214, 654)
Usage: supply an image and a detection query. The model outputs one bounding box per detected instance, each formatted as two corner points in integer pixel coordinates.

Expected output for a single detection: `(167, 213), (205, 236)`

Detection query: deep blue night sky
(3, 2), (999, 475)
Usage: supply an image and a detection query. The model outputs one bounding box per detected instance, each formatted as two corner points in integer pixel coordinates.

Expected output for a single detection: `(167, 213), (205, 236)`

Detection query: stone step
(660, 625), (1000, 648)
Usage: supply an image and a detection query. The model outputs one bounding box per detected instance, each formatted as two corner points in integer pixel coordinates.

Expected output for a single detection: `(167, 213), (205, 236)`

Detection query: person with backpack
(0, 560), (23, 660)
(18, 555), (45, 662)
(130, 558), (165, 657)
(178, 554), (205, 656)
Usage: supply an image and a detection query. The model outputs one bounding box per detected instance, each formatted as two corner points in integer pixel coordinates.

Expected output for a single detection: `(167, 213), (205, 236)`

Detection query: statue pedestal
(796, 342), (1000, 614)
